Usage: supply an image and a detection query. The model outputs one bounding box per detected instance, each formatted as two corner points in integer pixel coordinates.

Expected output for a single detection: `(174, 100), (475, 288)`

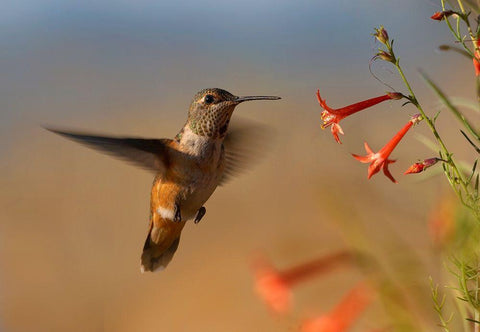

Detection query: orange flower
(252, 252), (352, 314)
(317, 90), (402, 144)
(301, 281), (373, 332)
(352, 114), (422, 183)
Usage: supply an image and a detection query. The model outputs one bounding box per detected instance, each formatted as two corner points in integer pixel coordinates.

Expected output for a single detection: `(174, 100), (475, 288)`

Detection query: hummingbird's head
(187, 88), (280, 138)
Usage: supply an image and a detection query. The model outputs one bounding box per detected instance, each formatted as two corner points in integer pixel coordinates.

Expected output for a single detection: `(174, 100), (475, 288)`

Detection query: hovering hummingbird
(47, 88), (280, 272)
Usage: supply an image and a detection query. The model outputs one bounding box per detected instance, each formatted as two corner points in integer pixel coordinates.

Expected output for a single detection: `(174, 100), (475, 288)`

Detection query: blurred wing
(46, 128), (172, 173)
(219, 120), (274, 186)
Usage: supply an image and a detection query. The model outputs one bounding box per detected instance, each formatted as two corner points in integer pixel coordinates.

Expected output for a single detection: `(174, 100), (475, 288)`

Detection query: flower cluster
(316, 26), (448, 183)
(372, 26), (396, 64)
(317, 87), (432, 182)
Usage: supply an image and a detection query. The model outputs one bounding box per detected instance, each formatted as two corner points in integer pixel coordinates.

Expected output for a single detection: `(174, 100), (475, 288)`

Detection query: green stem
(441, 0), (476, 58)
(476, 273), (480, 332)
(457, 0), (480, 55)
(393, 56), (480, 221)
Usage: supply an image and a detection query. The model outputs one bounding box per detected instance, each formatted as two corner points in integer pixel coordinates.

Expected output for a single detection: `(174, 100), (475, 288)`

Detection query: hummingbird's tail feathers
(45, 127), (173, 174)
(140, 233), (181, 273)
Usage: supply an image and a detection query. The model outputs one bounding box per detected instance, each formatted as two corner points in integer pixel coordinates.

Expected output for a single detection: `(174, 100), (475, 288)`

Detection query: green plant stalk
(446, 260), (472, 331)
(476, 268), (480, 332)
(441, 0), (476, 58)
(456, 0), (480, 106)
(422, 75), (480, 141)
(387, 31), (480, 220)
(457, 0), (480, 54)
(460, 261), (480, 332)
(393, 60), (480, 220)
(440, 0), (480, 220)
(442, 0), (480, 103)
(431, 278), (453, 332)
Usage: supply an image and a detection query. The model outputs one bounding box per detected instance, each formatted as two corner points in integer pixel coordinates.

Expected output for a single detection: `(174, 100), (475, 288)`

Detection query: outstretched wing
(220, 120), (274, 185)
(46, 128), (172, 173)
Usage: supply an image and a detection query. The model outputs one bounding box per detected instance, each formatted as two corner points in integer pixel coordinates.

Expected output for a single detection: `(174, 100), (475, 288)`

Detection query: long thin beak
(235, 95), (281, 103)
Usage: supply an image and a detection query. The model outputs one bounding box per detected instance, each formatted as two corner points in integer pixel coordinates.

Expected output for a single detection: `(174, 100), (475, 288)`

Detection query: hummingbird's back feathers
(46, 128), (174, 173)
(219, 120), (275, 185)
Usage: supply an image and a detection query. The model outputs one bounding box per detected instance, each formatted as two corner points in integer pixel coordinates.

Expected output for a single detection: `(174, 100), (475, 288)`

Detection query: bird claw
(174, 203), (182, 222)
(194, 207), (206, 224)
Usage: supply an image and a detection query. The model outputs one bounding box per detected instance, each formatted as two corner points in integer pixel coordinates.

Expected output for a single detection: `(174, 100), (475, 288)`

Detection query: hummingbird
(47, 88), (280, 272)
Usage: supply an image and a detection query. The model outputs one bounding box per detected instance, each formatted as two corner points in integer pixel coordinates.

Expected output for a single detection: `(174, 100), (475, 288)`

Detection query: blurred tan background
(1, 0), (478, 331)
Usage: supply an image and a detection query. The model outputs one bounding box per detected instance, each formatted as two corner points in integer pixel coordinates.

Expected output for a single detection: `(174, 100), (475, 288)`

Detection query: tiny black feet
(194, 207), (206, 224)
(174, 203), (182, 222)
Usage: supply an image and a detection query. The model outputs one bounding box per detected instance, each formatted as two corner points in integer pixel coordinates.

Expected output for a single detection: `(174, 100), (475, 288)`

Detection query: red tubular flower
(300, 281), (373, 332)
(316, 90), (402, 144)
(404, 157), (441, 174)
(352, 114), (422, 183)
(252, 251), (352, 314)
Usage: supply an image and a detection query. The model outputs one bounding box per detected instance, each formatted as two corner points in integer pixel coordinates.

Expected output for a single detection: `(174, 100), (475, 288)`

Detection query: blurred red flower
(428, 196), (456, 247)
(300, 281), (373, 332)
(252, 251), (352, 314)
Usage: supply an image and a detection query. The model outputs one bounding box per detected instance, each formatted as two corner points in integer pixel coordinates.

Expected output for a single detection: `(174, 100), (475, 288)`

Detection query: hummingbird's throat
(187, 110), (232, 139)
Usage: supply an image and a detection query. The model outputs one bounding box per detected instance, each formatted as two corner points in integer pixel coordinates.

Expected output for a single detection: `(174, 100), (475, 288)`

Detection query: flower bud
(410, 113), (423, 125)
(386, 92), (403, 100)
(404, 157), (441, 174)
(376, 50), (395, 63)
(431, 10), (455, 21)
(373, 26), (389, 45)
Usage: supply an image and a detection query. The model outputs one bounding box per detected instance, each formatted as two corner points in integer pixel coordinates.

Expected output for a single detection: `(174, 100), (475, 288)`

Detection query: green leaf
(435, 97), (480, 113)
(458, 160), (476, 175)
(461, 130), (480, 154)
(468, 159), (478, 185)
(415, 133), (438, 152)
(437, 44), (472, 59)
(464, 0), (480, 13)
(421, 71), (480, 141)
(475, 174), (479, 194)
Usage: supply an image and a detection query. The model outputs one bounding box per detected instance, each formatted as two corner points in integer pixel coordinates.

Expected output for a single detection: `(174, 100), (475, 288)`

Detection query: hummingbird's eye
(204, 94), (215, 104)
